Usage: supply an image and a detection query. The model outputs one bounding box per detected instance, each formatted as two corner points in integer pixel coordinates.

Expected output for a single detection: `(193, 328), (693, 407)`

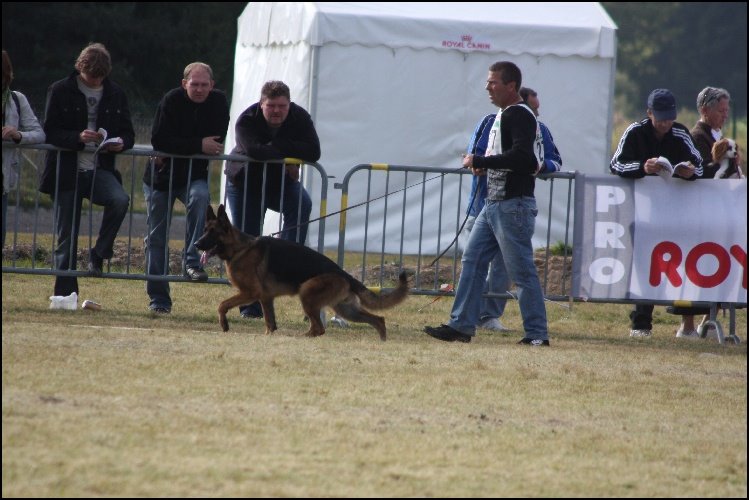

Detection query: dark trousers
(52, 169), (129, 296)
(629, 304), (654, 330)
(225, 177), (312, 316)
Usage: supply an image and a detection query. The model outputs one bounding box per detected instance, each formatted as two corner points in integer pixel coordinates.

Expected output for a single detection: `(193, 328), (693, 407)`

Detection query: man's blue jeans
(52, 169), (129, 296)
(448, 197), (548, 340)
(225, 176), (312, 244)
(464, 215), (510, 321)
(143, 179), (209, 310)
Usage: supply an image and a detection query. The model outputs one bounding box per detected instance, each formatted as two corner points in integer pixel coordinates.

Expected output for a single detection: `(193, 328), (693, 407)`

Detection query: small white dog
(712, 138), (744, 179)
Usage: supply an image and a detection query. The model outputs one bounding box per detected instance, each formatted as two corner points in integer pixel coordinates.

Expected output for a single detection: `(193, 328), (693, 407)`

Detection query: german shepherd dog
(195, 204), (409, 340)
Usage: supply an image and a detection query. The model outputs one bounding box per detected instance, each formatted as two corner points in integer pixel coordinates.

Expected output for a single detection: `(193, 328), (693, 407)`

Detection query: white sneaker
(676, 327), (700, 339)
(629, 329), (652, 337)
(478, 317), (509, 331)
(697, 320), (718, 340)
(329, 315), (350, 328)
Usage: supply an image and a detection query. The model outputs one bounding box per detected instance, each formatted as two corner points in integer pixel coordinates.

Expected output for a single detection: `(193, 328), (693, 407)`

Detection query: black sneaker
(88, 250), (104, 277)
(185, 266), (208, 282)
(149, 306), (171, 315)
(518, 338), (550, 346)
(424, 324), (472, 343)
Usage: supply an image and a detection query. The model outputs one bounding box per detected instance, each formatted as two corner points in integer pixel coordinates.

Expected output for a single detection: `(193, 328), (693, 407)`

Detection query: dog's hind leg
(259, 299), (277, 335)
(297, 275), (351, 338)
(332, 300), (387, 341)
(300, 303), (326, 337)
(297, 290), (325, 337)
(218, 293), (258, 332)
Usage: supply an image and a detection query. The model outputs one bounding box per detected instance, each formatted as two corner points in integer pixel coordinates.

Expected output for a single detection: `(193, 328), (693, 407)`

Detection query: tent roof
(239, 2), (617, 58)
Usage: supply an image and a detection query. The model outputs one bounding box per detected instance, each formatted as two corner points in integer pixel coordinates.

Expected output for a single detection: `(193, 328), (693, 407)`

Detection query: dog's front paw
(303, 328), (326, 337)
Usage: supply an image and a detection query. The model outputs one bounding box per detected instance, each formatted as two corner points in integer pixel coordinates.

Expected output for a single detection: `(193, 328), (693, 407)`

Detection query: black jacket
(143, 87), (230, 191)
(226, 101), (320, 193)
(471, 104), (539, 200)
(40, 72), (135, 194)
(610, 119), (703, 179)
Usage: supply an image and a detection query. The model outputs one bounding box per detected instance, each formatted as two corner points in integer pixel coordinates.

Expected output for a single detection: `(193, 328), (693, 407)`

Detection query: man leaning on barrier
(666, 87), (743, 338)
(610, 88), (703, 339)
(223, 80), (321, 319)
(39, 42), (133, 297)
(142, 62), (230, 315)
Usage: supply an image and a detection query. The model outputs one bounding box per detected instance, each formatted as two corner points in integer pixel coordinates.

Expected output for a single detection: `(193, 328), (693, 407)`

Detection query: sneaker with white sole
(676, 327), (700, 339)
(697, 320), (718, 340)
(629, 329), (652, 337)
(518, 338), (550, 346)
(477, 317), (509, 331)
(330, 315), (350, 328)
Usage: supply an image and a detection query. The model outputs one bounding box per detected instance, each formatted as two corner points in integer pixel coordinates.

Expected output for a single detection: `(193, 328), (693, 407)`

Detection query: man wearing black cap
(610, 88), (704, 338)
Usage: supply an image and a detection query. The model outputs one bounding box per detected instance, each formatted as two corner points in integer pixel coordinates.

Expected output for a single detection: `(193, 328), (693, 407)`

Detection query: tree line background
(2, 2), (747, 124)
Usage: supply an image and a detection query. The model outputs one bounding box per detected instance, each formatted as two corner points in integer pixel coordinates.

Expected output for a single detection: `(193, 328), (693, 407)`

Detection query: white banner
(573, 175), (747, 304)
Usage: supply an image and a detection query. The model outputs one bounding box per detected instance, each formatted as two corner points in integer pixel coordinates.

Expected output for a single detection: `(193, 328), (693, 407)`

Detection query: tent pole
(305, 44), (321, 244)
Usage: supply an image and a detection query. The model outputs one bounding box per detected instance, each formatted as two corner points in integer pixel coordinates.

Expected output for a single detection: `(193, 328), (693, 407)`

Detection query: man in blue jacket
(519, 87), (563, 174)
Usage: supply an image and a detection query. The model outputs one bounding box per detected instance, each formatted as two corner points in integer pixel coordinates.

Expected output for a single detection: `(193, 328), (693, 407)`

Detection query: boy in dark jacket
(40, 42), (133, 296)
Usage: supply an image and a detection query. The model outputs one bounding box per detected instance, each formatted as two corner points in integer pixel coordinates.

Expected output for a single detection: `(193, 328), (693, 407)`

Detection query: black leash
(270, 164), (467, 240)
(426, 116), (493, 267)
(426, 189), (475, 268)
(270, 118), (493, 266)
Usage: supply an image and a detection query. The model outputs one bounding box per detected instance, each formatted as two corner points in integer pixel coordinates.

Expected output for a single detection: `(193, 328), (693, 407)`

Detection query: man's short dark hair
(489, 61), (522, 89)
(519, 87), (537, 103)
(261, 81), (290, 101)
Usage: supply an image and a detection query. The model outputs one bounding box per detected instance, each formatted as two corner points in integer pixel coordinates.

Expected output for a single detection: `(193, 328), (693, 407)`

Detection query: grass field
(2, 272), (746, 497)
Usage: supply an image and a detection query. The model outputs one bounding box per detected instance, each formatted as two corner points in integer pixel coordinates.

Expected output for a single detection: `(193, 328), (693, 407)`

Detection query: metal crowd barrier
(332, 164), (743, 344)
(1, 143), (329, 284)
(2, 145), (742, 344)
(334, 163), (574, 297)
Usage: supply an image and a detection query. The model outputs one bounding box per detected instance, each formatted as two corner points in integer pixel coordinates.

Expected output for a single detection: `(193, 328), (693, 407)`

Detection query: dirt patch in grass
(4, 243), (573, 296)
(345, 250), (573, 296)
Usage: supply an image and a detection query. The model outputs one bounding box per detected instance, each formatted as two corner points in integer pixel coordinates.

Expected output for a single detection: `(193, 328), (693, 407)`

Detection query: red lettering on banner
(650, 241), (682, 286)
(685, 242), (730, 287)
(650, 241), (747, 289)
(730, 245), (747, 288)
(441, 34), (490, 51)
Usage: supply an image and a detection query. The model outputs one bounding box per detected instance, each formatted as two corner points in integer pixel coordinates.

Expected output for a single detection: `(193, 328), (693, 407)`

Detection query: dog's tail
(352, 272), (409, 311)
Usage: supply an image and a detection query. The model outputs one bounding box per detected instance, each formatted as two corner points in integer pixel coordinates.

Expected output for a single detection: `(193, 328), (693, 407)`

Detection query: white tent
(227, 2), (617, 254)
